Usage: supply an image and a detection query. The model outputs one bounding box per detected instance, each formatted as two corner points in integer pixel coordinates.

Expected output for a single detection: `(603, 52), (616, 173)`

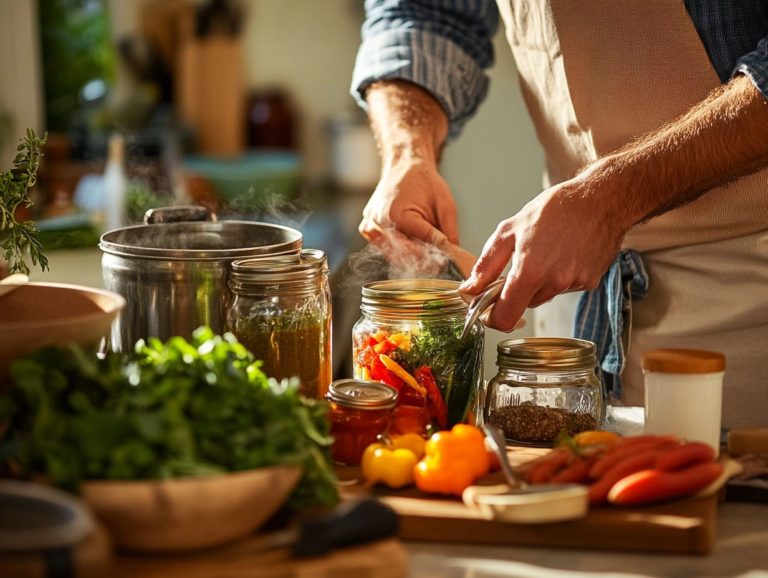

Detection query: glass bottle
(228, 249), (332, 399)
(484, 337), (603, 445)
(352, 279), (484, 434)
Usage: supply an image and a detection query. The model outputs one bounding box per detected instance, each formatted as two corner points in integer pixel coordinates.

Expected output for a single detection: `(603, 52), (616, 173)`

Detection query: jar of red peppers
(326, 379), (398, 465)
(352, 280), (484, 436)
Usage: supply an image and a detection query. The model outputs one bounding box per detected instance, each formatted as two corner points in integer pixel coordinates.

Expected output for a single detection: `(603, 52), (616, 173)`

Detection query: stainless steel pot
(100, 206), (302, 351)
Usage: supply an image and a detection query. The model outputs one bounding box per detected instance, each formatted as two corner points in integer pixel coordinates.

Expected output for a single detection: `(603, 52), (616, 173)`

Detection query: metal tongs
(460, 278), (506, 341)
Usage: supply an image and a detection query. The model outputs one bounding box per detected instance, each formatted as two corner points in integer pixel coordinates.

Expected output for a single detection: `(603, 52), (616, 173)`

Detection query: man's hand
(460, 75), (768, 332)
(360, 158), (459, 246)
(361, 81), (457, 246)
(460, 177), (627, 331)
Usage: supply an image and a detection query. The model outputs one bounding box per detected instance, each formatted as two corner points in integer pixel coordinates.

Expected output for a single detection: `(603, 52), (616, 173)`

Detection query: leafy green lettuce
(0, 327), (337, 509)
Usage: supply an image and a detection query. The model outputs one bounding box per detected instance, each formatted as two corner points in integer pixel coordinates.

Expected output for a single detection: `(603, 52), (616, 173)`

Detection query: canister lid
(496, 337), (597, 371)
(641, 349), (725, 374)
(326, 379), (398, 409)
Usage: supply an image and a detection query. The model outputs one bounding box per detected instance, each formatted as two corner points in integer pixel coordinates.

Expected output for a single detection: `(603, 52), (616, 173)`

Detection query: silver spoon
(460, 278), (505, 341)
(481, 423), (589, 497)
(482, 423), (528, 489)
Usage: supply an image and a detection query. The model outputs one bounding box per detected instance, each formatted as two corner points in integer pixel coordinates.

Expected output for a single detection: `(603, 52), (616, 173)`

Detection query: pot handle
(143, 205), (216, 225)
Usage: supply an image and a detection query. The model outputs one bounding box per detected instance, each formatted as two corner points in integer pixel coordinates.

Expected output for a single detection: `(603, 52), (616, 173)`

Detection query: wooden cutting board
(338, 445), (720, 555)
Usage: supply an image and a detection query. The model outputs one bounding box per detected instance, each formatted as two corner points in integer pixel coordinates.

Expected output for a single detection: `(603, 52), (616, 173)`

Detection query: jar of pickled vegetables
(352, 279), (484, 434)
(484, 337), (603, 445)
(326, 379), (398, 465)
(228, 249), (332, 399)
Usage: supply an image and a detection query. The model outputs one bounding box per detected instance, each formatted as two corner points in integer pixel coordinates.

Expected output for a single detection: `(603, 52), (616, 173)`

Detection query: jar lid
(641, 349), (725, 374)
(361, 279), (467, 318)
(496, 337), (597, 371)
(326, 379), (398, 409)
(230, 249), (327, 292)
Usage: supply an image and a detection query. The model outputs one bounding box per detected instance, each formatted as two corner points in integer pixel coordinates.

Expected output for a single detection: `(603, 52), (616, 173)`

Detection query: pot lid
(99, 221), (302, 261)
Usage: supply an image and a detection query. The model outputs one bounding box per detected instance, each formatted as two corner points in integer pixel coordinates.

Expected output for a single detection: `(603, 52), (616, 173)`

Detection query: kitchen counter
(406, 501), (768, 578)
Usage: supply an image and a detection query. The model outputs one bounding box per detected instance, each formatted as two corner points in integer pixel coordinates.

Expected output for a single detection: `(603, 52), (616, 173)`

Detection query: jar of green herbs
(228, 249), (332, 399)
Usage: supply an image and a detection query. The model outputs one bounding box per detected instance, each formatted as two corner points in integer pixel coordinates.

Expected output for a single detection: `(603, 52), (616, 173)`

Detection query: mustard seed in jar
(483, 338), (603, 446)
(488, 402), (597, 443)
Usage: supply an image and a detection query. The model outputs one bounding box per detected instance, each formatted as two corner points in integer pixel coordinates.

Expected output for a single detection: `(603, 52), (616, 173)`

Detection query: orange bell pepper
(413, 424), (491, 496)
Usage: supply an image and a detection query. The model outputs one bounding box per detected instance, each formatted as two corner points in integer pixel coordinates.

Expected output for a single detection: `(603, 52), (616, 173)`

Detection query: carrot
(588, 449), (666, 505)
(589, 438), (680, 479)
(527, 449), (572, 484)
(551, 457), (592, 484)
(608, 462), (724, 505)
(655, 442), (715, 471)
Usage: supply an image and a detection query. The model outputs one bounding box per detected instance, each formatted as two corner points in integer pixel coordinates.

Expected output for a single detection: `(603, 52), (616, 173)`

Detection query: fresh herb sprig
(0, 327), (338, 509)
(0, 129), (48, 274)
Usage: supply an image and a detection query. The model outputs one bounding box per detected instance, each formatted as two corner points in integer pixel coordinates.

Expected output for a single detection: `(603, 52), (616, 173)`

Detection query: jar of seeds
(484, 338), (603, 445)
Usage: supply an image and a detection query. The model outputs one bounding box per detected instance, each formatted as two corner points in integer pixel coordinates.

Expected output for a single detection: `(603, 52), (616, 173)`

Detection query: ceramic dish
(463, 483), (589, 524)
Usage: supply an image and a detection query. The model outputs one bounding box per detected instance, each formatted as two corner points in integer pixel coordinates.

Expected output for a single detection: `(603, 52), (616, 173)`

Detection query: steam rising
(341, 228), (464, 295)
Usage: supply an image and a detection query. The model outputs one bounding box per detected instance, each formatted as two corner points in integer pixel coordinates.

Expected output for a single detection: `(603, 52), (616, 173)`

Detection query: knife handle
(293, 499), (399, 557)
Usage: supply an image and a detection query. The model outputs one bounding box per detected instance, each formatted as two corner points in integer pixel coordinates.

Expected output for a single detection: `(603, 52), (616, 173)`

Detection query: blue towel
(574, 251), (649, 400)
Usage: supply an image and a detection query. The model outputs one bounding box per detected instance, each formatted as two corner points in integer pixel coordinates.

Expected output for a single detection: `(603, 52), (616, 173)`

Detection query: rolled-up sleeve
(733, 36), (768, 100)
(351, 0), (499, 139)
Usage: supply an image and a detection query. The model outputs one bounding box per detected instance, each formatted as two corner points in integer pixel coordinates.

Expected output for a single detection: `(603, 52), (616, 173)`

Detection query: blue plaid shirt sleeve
(351, 0), (499, 139)
(733, 36), (768, 99)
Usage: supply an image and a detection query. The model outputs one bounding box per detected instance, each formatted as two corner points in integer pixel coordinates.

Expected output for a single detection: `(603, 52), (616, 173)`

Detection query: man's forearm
(366, 81), (449, 168)
(580, 75), (768, 230)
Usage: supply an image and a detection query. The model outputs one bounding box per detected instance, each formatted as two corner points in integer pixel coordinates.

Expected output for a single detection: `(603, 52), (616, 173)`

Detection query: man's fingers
(438, 202), (460, 245)
(486, 270), (536, 332)
(397, 210), (445, 245)
(479, 306), (527, 330)
(459, 228), (513, 295)
(359, 216), (384, 242)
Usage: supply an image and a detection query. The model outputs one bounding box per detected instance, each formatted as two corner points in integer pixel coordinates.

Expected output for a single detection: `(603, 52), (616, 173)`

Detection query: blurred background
(0, 0), (545, 372)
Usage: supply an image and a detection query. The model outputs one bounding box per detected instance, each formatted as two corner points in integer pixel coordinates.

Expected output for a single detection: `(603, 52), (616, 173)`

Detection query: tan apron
(498, 0), (768, 427)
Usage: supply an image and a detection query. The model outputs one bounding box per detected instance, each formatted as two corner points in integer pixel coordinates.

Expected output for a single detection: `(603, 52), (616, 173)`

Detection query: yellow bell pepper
(390, 433), (426, 458)
(362, 443), (420, 489)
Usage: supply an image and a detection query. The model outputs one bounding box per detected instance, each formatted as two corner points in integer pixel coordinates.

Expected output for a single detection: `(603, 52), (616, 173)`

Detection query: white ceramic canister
(642, 349), (726, 455)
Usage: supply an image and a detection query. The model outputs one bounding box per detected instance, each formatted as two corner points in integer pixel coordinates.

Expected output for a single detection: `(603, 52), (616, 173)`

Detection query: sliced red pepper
(373, 339), (398, 354)
(398, 385), (426, 407)
(414, 366), (448, 429)
(370, 357), (405, 391)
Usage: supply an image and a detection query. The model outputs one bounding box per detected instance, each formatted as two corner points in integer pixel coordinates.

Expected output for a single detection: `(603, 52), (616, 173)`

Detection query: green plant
(39, 0), (115, 132)
(0, 327), (338, 509)
(0, 129), (48, 275)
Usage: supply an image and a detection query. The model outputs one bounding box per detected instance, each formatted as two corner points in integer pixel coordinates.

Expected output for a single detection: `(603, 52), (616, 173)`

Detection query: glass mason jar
(352, 279), (484, 434)
(484, 337), (603, 445)
(228, 249), (332, 399)
(326, 379), (398, 465)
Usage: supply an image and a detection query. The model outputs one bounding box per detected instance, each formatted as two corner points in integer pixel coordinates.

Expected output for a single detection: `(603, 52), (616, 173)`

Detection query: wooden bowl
(81, 466), (302, 552)
(0, 282), (125, 382)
